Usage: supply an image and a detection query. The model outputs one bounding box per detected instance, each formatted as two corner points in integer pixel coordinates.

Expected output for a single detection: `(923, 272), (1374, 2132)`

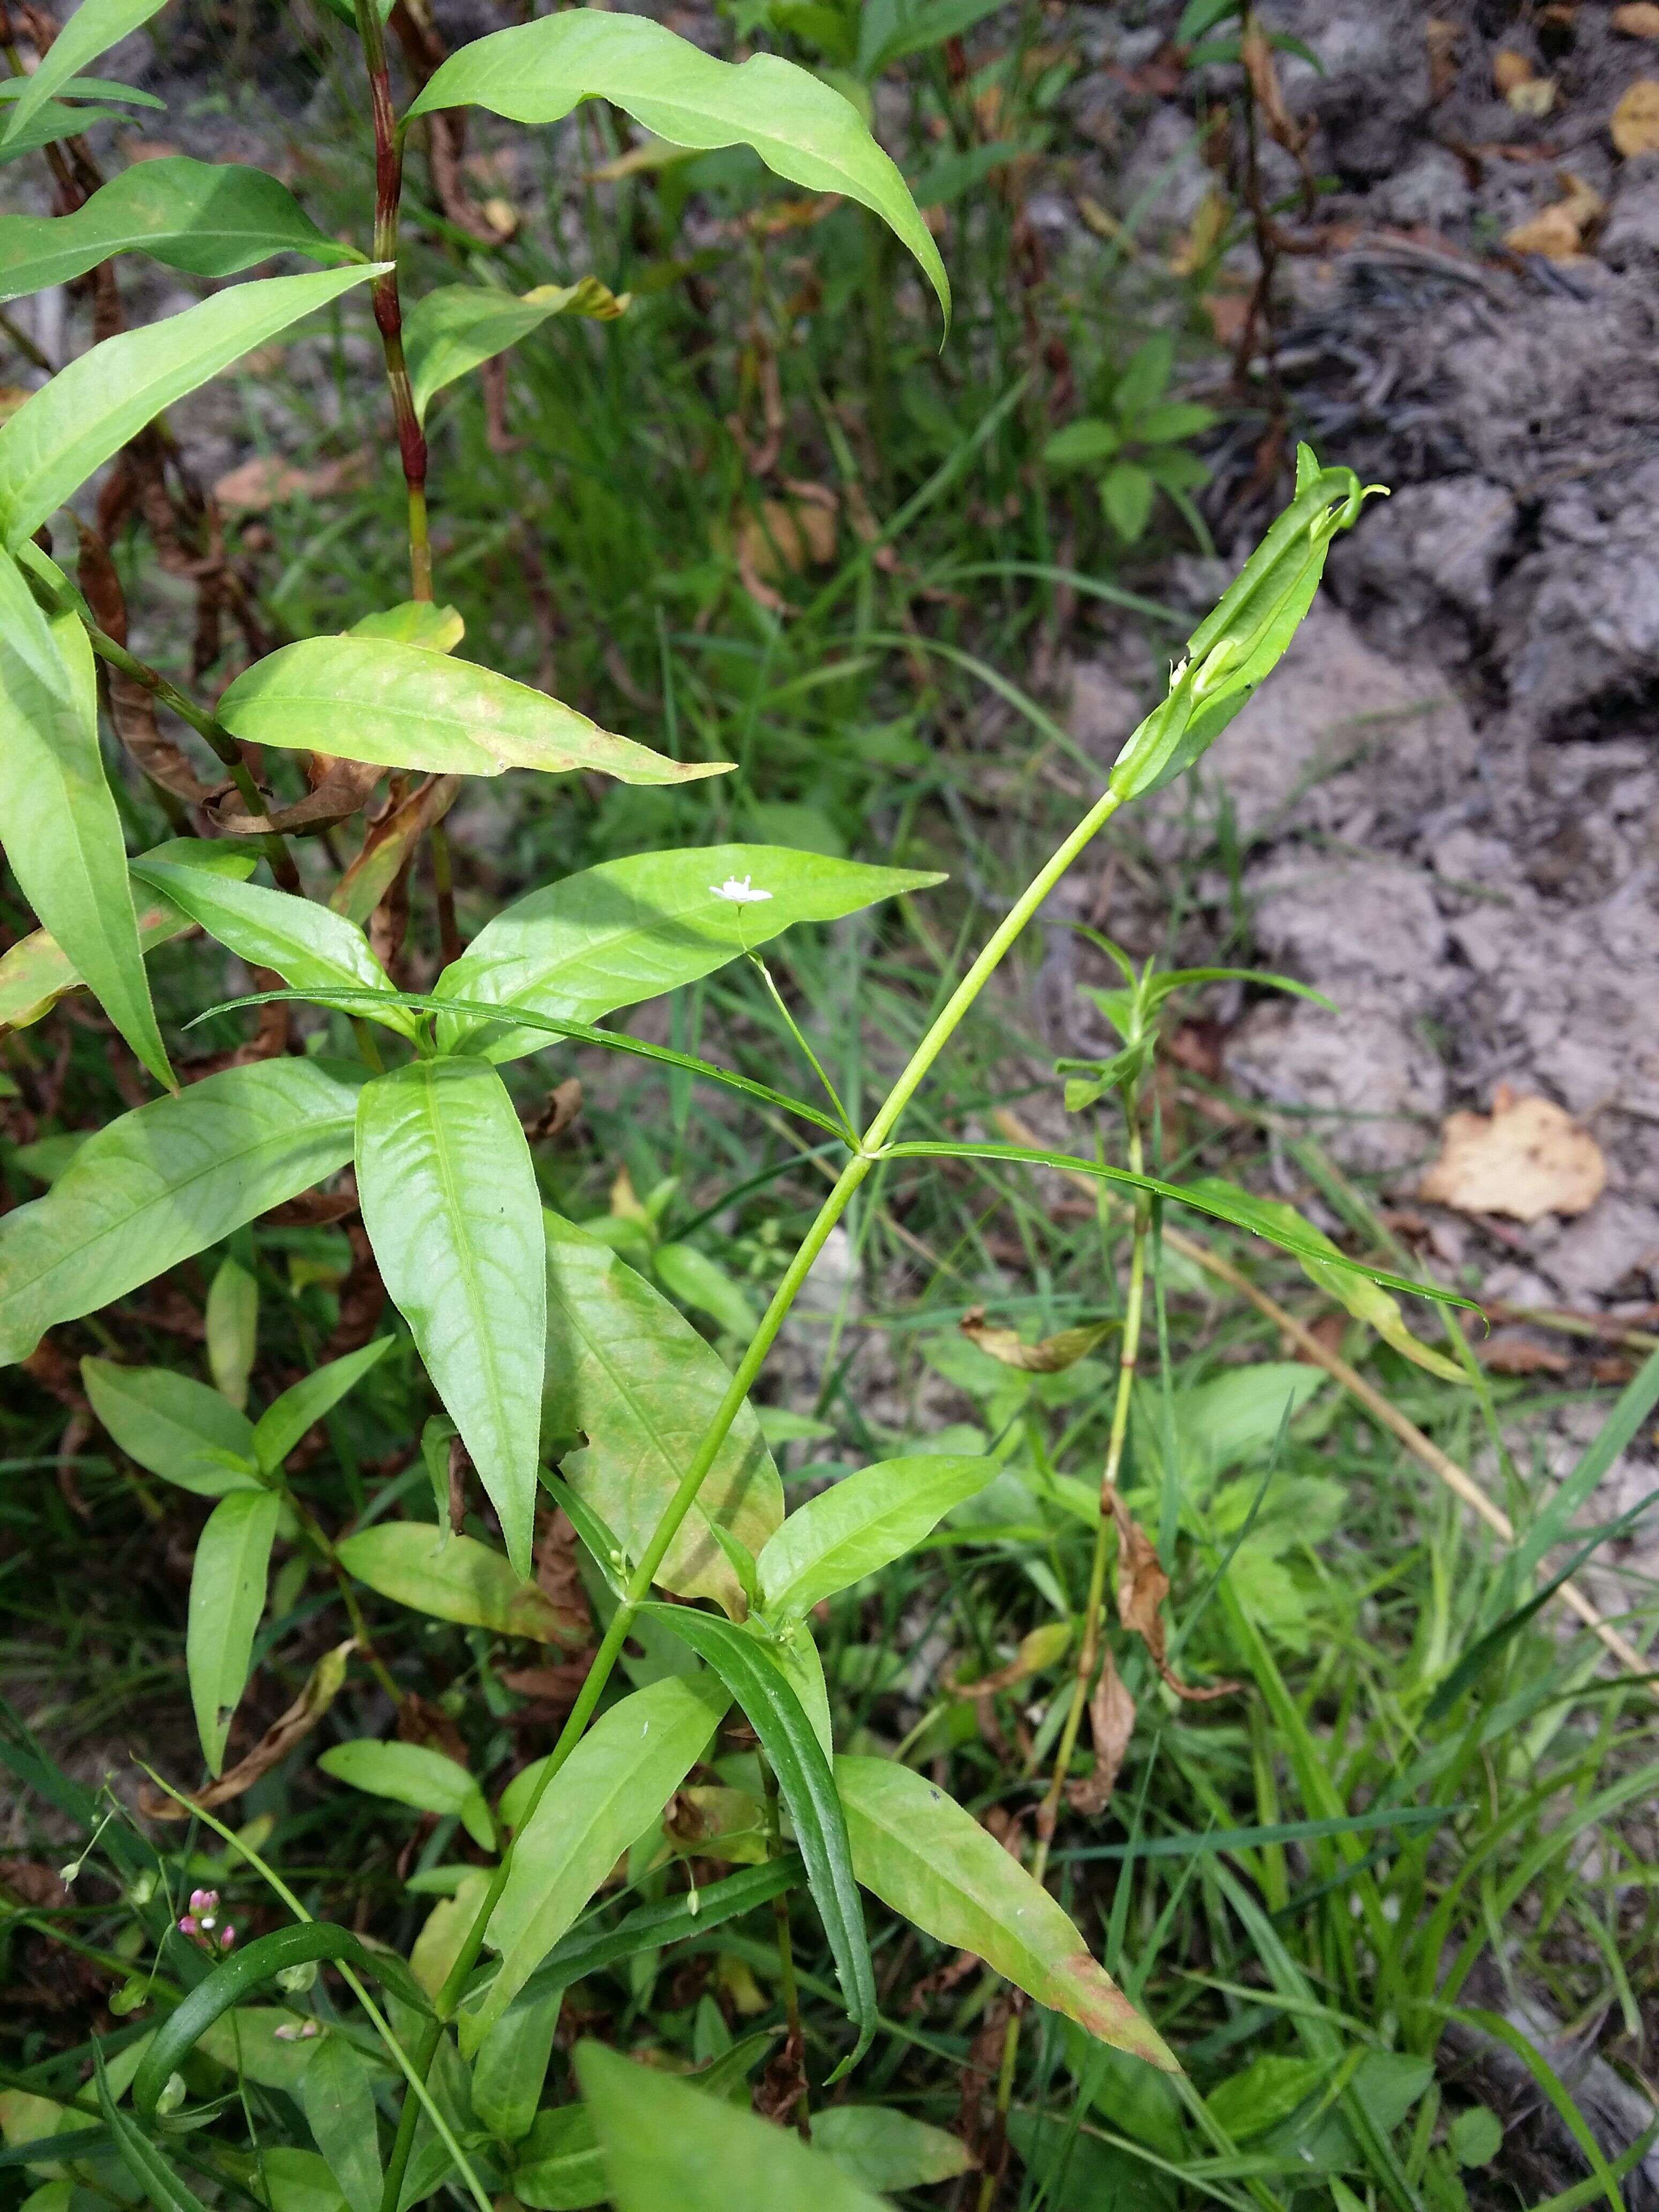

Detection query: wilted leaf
(213, 452), (368, 513)
(959, 1306), (1114, 1373)
(1504, 171), (1602, 259)
(1065, 1645), (1135, 1818)
(1615, 3), (1659, 34)
(139, 1639), (353, 1819)
(1109, 1485), (1238, 1703)
(952, 1619), (1071, 1697)
(1418, 1087), (1606, 1223)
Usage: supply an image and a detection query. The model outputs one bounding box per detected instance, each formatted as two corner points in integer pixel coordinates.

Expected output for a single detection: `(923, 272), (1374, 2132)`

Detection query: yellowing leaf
(1612, 77), (1659, 154)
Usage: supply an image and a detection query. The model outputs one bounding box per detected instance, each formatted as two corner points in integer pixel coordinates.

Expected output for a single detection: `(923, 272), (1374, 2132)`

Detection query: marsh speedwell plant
(0, 4), (1513, 2207)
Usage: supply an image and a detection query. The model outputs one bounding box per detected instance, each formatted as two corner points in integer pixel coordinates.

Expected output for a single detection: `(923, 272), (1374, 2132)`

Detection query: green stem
(761, 1757), (809, 2135)
(80, 619), (301, 893)
(374, 781), (1126, 2193)
(354, 0), (430, 602)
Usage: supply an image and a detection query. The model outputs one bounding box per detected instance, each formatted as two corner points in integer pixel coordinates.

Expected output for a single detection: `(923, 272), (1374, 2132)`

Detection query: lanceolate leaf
(0, 838), (256, 1035)
(188, 1488), (280, 1775)
(0, 264), (384, 549)
(355, 1061), (545, 1578)
(95, 2046), (214, 2212)
(404, 279), (626, 425)
(0, 1057), (365, 1366)
(543, 1211), (782, 1618)
(1, 0), (169, 146)
(251, 1337), (393, 1472)
(300, 2032), (384, 2212)
(335, 1523), (582, 1645)
(464, 1674), (729, 2049)
(130, 858), (415, 1035)
(645, 1604), (876, 2076)
(0, 99), (128, 165)
(576, 2042), (890, 2212)
(0, 547), (170, 1086)
(436, 845), (943, 1063)
(758, 1455), (997, 1617)
(834, 1755), (1178, 2071)
(217, 636), (728, 786)
(0, 156), (357, 305)
(318, 1740), (495, 1851)
(81, 1358), (261, 1497)
(408, 10), (948, 319)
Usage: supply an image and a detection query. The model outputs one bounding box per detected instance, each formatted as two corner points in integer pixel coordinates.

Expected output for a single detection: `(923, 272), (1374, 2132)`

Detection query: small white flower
(710, 875), (773, 906)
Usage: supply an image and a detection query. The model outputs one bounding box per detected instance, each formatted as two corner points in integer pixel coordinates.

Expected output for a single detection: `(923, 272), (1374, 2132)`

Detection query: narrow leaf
(0, 547), (170, 1085)
(0, 1057), (365, 1367)
(437, 844), (941, 1063)
(811, 2107), (974, 2192)
(81, 1357), (260, 1497)
(835, 1754), (1178, 2071)
(0, 156), (357, 304)
(318, 1740), (495, 1851)
(543, 1210), (782, 1618)
(130, 860), (415, 1035)
(0, 264), (384, 549)
(510, 2107), (603, 2211)
(188, 1488), (279, 1776)
(576, 2042), (889, 2212)
(405, 278), (625, 425)
(334, 1523), (579, 1645)
(464, 1674), (729, 2049)
(252, 1337), (393, 1473)
(644, 1604), (876, 2076)
(94, 2047), (212, 2212)
(301, 2032), (384, 2212)
(0, 101), (128, 167)
(356, 1061), (545, 1576)
(217, 635), (727, 786)
(408, 10), (947, 319)
(205, 1254), (258, 1410)
(2, 0), (169, 145)
(758, 1456), (997, 1617)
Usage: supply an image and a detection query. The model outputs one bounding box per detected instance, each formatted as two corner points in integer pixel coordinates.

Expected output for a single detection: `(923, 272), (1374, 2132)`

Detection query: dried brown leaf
(1108, 1485), (1240, 1703)
(213, 453), (368, 514)
(1418, 1088), (1606, 1223)
(959, 1304), (1115, 1373)
(1613, 78), (1659, 153)
(1613, 4), (1659, 36)
(140, 1639), (355, 1818)
(1065, 1643), (1136, 1817)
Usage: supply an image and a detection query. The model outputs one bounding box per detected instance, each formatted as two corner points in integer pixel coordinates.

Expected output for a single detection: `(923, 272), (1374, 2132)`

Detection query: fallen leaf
(1065, 1644), (1135, 1816)
(213, 452), (368, 514)
(481, 195), (519, 240)
(1612, 79), (1659, 154)
(1170, 189), (1228, 276)
(959, 1305), (1116, 1372)
(140, 1640), (355, 1818)
(1426, 17), (1460, 103)
(1418, 1088), (1606, 1223)
(1505, 176), (1600, 259)
(1508, 77), (1557, 116)
(738, 494), (838, 581)
(1479, 1335), (1571, 1377)
(1613, 4), (1659, 37)
(1492, 48), (1536, 94)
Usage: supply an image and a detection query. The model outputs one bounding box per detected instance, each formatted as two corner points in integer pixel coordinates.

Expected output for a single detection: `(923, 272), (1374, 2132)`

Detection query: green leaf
(0, 547), (170, 1086)
(188, 1488), (280, 1775)
(884, 1142), (1474, 1309)
(132, 1922), (429, 2121)
(407, 10), (947, 322)
(349, 600), (465, 651)
(1177, 0), (1240, 38)
(0, 71), (163, 106)
(543, 1210), (783, 1618)
(472, 1987), (562, 2146)
(652, 1240), (756, 1337)
(643, 1604), (875, 2076)
(252, 1337), (393, 1474)
(1206, 2053), (1326, 2140)
(318, 1740), (495, 1852)
(129, 860), (414, 1036)
(1101, 461), (1154, 542)
(0, 1057), (365, 1366)
(575, 2042), (890, 2212)
(94, 2047), (212, 2212)
(0, 836), (256, 1034)
(0, 265), (383, 549)
(834, 1755), (1177, 2071)
(1041, 418), (1119, 470)
(511, 2108), (603, 2211)
(462, 1673), (729, 2049)
(1115, 333), (1174, 413)
(0, 156), (357, 305)
(356, 1061), (545, 1578)
(1129, 401), (1217, 444)
(301, 2037), (384, 2212)
(216, 635), (727, 787)
(758, 1455), (996, 1616)
(404, 279), (625, 425)
(861, 0), (1008, 73)
(334, 1523), (579, 1643)
(437, 843), (939, 1063)
(1107, 457), (1379, 804)
(0, 102), (126, 166)
(1181, 1178), (1469, 1380)
(1, 0), (169, 147)
(1449, 2106), (1503, 2169)
(206, 1254), (258, 1411)
(81, 1357), (261, 1497)
(810, 2106), (974, 2192)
